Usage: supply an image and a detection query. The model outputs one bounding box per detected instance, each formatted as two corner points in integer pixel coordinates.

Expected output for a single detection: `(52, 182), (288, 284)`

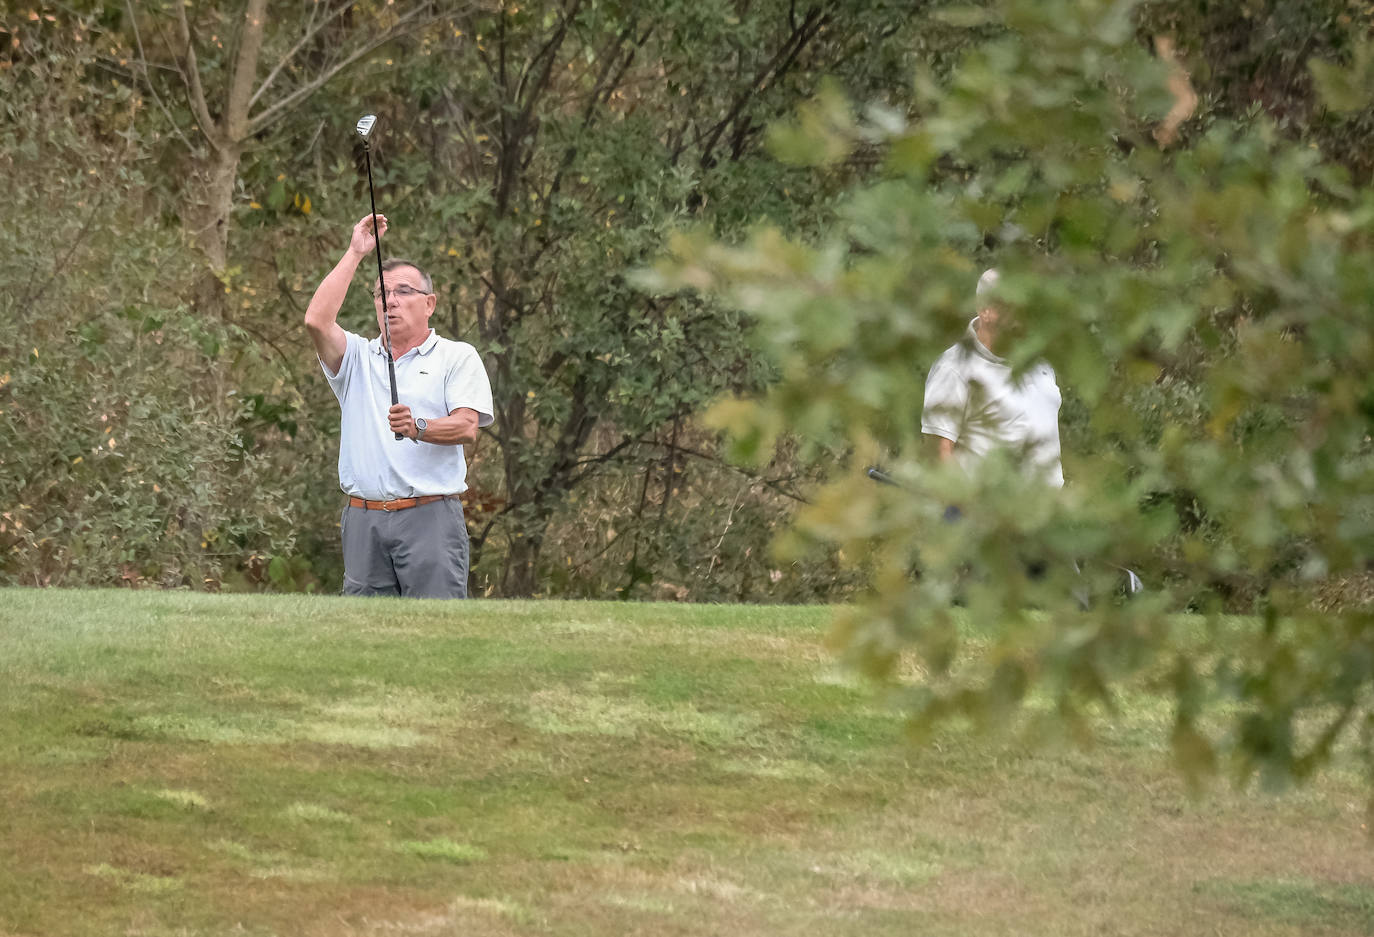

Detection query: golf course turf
(1, 589), (1370, 936)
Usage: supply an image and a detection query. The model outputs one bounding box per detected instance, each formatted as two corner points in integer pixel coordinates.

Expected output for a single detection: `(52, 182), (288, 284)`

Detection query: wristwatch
(414, 417), (428, 442)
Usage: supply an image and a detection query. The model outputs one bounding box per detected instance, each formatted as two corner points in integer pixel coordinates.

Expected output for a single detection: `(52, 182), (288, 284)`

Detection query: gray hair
(379, 257), (433, 294)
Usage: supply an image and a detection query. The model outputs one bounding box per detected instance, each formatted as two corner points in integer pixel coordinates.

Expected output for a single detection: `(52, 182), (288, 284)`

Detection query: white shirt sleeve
(445, 344), (495, 427)
(921, 353), (968, 442)
(321, 330), (365, 400)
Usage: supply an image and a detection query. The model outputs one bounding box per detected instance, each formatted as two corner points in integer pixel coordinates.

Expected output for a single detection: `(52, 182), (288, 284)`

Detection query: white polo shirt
(921, 319), (1064, 488)
(322, 329), (494, 500)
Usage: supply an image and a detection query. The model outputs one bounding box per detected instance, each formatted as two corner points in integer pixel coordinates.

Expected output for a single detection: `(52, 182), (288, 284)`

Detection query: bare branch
(640, 438), (811, 504)
(122, 0), (195, 150)
(694, 6), (828, 167)
(246, 4), (438, 135)
(515, 0), (581, 121)
(226, 0), (270, 140)
(175, 0), (224, 149)
(249, 0), (360, 111)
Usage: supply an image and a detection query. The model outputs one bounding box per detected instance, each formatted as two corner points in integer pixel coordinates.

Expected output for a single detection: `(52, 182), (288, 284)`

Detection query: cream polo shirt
(921, 318), (1064, 488)
(322, 329), (494, 500)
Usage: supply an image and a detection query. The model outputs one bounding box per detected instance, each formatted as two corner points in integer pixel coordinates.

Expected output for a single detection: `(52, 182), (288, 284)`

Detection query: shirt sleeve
(320, 330), (364, 400)
(921, 353), (968, 442)
(446, 344), (495, 427)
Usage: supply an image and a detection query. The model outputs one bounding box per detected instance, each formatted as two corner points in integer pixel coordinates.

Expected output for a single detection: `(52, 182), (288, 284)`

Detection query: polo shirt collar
(964, 317), (1005, 364)
(368, 329), (440, 358)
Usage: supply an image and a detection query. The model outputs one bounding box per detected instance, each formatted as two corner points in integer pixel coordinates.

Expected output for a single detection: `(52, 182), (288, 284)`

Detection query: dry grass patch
(83, 862), (184, 896)
(282, 802), (356, 824)
(518, 685), (765, 745)
(395, 838), (489, 864)
(153, 788), (211, 810)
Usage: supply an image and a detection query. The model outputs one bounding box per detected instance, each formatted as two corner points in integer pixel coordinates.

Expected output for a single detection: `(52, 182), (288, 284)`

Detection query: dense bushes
(2, 0), (1371, 620)
(0, 33), (302, 588)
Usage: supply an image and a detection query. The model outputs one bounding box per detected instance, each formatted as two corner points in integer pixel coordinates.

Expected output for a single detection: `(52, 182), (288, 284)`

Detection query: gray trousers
(340, 497), (470, 598)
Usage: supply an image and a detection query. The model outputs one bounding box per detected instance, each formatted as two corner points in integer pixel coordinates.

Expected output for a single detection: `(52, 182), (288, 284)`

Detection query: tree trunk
(195, 141), (241, 274)
(175, 0), (265, 312)
(501, 531), (544, 598)
(188, 141), (242, 314)
(497, 435), (550, 597)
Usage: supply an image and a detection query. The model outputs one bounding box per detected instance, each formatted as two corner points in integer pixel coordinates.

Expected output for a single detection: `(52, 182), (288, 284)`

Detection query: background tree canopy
(647, 0), (1374, 793)
(1, 0), (931, 598)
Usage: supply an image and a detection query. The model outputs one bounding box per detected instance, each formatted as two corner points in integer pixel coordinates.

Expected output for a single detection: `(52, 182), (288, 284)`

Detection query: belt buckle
(381, 499), (395, 512)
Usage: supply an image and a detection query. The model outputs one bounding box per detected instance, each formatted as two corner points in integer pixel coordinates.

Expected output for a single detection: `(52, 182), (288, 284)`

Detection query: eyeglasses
(373, 284), (432, 302)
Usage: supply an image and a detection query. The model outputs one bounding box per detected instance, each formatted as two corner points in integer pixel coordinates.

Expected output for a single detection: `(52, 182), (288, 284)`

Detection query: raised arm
(305, 214), (387, 375)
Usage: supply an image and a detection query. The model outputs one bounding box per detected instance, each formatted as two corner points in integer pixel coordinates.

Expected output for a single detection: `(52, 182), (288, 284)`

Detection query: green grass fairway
(1, 590), (1370, 936)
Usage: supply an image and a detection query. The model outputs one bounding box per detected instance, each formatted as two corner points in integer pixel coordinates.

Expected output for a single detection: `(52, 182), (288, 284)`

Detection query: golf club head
(865, 466), (898, 487)
(355, 114), (378, 146)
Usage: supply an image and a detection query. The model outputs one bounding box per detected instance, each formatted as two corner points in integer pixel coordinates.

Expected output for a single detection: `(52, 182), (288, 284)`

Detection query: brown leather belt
(348, 494), (458, 512)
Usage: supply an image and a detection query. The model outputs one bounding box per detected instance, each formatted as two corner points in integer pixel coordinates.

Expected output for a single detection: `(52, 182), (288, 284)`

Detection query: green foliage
(1136, 0), (1374, 182)
(232, 0), (935, 595)
(6, 0), (937, 598)
(649, 0), (1374, 791)
(527, 428), (868, 602)
(1311, 38), (1374, 116)
(10, 0), (1371, 613)
(0, 21), (302, 588)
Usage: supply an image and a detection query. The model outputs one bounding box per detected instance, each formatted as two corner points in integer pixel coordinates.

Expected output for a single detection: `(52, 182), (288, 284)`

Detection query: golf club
(865, 466), (898, 486)
(356, 114), (403, 441)
(862, 465), (1143, 599)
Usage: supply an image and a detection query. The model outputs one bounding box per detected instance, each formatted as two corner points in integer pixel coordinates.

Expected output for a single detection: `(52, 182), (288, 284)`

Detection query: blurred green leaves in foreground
(645, 0), (1374, 794)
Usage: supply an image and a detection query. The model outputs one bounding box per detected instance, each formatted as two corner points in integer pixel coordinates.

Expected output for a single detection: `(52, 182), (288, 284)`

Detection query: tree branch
(226, 0), (269, 140)
(638, 437), (811, 504)
(174, 0), (224, 149)
(248, 0), (360, 111)
(695, 6), (828, 168)
(246, 5), (435, 135)
(123, 0), (196, 151)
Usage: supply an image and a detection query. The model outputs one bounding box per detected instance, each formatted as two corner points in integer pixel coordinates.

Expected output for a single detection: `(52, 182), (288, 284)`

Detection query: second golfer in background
(921, 268), (1063, 488)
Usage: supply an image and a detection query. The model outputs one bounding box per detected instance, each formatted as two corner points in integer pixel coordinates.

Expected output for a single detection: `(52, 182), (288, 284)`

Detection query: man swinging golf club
(304, 119), (493, 597)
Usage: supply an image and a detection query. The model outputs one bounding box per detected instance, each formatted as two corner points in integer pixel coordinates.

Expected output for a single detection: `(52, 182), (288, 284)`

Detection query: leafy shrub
(649, 0), (1374, 791)
(0, 25), (301, 588)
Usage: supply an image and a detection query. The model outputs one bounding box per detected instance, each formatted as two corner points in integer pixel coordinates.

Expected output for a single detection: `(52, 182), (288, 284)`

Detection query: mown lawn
(0, 589), (1370, 936)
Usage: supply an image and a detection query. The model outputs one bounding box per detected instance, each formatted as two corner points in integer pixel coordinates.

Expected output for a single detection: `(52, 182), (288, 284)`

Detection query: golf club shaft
(363, 147), (403, 441)
(866, 466), (899, 487)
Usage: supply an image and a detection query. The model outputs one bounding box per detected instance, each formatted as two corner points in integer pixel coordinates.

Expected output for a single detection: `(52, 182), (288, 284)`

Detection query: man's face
(373, 265), (436, 344)
(978, 300), (1020, 340)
